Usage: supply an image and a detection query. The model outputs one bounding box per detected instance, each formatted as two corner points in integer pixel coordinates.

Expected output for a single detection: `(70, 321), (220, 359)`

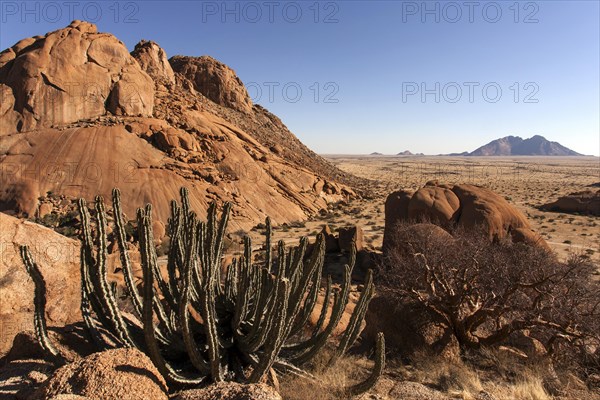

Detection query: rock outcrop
(466, 135), (582, 156)
(0, 20), (154, 134)
(384, 183), (548, 252)
(338, 225), (364, 252)
(0, 120), (349, 230)
(0, 213), (81, 355)
(0, 22), (355, 230)
(172, 382), (281, 400)
(540, 190), (600, 216)
(32, 349), (168, 400)
(131, 40), (175, 85)
(170, 55), (253, 114)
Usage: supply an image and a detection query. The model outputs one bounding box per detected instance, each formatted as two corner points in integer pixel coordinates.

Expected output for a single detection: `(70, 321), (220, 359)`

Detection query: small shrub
(40, 213), (59, 227)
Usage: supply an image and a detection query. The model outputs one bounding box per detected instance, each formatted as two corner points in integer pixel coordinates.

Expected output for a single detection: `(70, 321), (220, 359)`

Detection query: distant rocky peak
(469, 135), (582, 156)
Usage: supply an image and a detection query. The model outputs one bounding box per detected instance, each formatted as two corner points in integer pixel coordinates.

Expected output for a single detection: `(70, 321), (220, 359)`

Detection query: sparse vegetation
(380, 222), (600, 370)
(20, 188), (385, 394)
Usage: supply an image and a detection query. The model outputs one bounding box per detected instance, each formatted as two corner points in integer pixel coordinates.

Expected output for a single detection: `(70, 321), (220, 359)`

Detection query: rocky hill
(0, 21), (357, 230)
(397, 150), (424, 156)
(468, 135), (582, 156)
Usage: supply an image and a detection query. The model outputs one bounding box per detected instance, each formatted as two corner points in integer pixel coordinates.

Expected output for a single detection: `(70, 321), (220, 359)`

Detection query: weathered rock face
(172, 382), (281, 400)
(338, 225), (364, 252)
(170, 55), (253, 114)
(0, 20), (154, 134)
(540, 190), (600, 216)
(378, 380), (452, 400)
(451, 184), (530, 239)
(407, 186), (460, 226)
(0, 119), (347, 230)
(384, 223), (454, 258)
(384, 183), (548, 251)
(0, 21), (355, 231)
(0, 83), (20, 133)
(32, 348), (168, 400)
(131, 40), (176, 85)
(0, 213), (81, 355)
(383, 190), (412, 252)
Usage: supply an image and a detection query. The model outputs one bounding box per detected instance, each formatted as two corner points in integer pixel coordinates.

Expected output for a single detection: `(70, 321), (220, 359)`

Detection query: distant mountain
(468, 135), (582, 156)
(370, 152), (384, 156)
(397, 150), (424, 156)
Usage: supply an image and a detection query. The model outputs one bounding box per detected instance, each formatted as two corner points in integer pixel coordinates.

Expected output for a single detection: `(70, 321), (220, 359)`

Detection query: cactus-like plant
(21, 188), (385, 394)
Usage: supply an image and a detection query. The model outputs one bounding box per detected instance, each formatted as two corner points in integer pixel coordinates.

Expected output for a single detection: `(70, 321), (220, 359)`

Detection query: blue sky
(1, 1), (599, 155)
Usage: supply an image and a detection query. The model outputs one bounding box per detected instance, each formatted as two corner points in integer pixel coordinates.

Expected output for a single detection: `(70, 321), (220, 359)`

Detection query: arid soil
(252, 155), (599, 262)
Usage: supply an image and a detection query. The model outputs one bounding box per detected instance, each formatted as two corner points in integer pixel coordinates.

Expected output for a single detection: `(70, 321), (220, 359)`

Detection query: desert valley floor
(253, 156), (599, 262)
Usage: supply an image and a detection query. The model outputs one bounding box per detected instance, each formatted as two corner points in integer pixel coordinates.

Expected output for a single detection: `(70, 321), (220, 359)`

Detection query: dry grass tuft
(510, 376), (552, 400)
(403, 351), (483, 399)
(279, 350), (375, 400)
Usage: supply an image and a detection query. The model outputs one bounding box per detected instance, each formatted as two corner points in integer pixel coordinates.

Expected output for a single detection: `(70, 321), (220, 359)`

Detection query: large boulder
(172, 382), (281, 400)
(407, 186), (460, 226)
(0, 20), (154, 134)
(384, 223), (454, 259)
(540, 190), (600, 216)
(451, 184), (530, 240)
(321, 225), (340, 253)
(337, 225), (364, 252)
(383, 183), (548, 251)
(0, 213), (81, 356)
(170, 55), (253, 114)
(452, 184), (548, 248)
(383, 189), (412, 252)
(131, 40), (176, 85)
(32, 348), (168, 400)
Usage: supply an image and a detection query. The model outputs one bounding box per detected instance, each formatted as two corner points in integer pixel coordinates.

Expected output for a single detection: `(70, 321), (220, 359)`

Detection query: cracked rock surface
(0, 20), (154, 133)
(0, 21), (356, 229)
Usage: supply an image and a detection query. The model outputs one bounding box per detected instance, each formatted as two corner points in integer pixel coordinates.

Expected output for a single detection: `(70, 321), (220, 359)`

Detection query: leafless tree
(379, 222), (600, 361)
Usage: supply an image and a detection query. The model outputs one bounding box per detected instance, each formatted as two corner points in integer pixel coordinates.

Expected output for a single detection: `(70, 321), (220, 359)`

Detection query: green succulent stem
(20, 188), (384, 394)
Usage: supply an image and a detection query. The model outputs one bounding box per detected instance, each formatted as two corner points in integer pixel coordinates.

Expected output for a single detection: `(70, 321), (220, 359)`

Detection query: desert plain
(251, 155), (600, 263)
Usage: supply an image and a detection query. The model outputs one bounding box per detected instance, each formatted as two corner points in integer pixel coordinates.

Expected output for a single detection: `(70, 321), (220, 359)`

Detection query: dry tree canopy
(379, 222), (600, 358)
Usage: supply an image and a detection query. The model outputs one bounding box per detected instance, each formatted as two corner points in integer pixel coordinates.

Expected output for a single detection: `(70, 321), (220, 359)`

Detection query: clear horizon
(1, 1), (599, 156)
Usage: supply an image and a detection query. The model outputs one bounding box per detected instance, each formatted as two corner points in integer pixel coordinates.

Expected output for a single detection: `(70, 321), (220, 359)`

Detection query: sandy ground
(242, 156), (599, 262)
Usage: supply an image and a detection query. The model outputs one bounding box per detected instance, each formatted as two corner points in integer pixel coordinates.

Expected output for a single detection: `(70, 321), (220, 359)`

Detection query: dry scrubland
(315, 156), (599, 261)
(237, 156), (599, 261)
(2, 20), (599, 400)
(233, 155), (600, 400)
